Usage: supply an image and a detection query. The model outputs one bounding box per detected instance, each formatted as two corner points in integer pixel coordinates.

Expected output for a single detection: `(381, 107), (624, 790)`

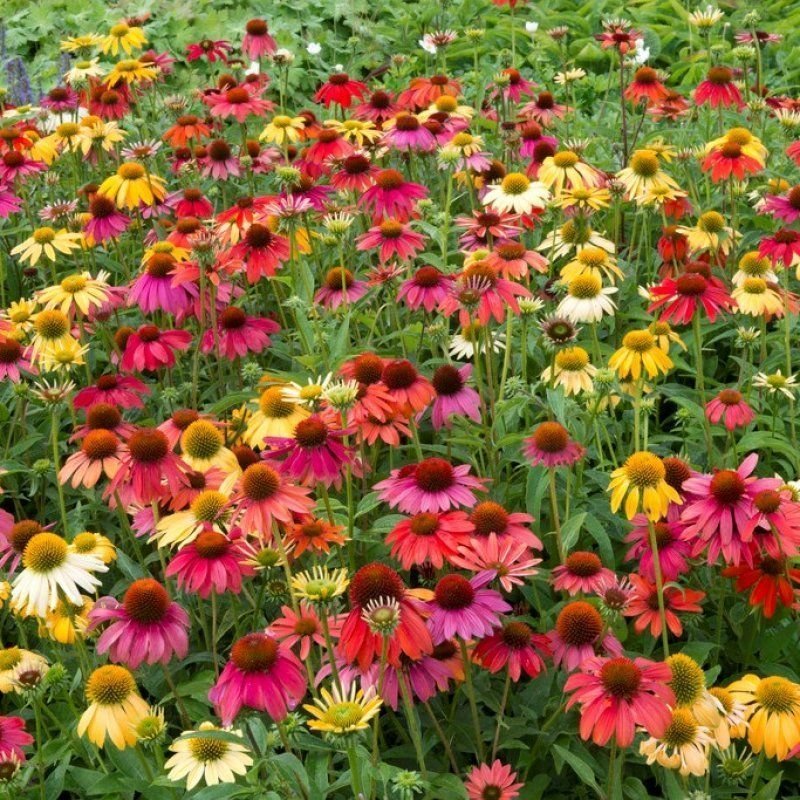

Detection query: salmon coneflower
(552, 551), (616, 595)
(473, 620), (550, 680)
(743, 488), (800, 560)
(356, 218), (426, 263)
(565, 655), (674, 746)
(464, 760), (523, 800)
(386, 510), (473, 570)
(624, 574), (705, 637)
(397, 266), (454, 312)
(704, 388), (754, 431)
(375, 457), (486, 514)
(88, 578), (190, 668)
(268, 603), (338, 660)
(523, 421), (585, 468)
(694, 66), (743, 109)
(59, 429), (122, 488)
(379, 359), (435, 414)
(241, 19), (276, 60)
(548, 600), (623, 671)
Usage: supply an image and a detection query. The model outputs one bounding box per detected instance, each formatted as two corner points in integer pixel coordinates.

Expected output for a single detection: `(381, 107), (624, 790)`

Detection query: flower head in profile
(464, 760), (523, 800)
(523, 421), (585, 468)
(549, 600), (623, 671)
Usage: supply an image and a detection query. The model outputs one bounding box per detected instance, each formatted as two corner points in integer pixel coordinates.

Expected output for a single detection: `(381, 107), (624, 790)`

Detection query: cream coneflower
(36, 272), (110, 316)
(541, 346), (597, 395)
(616, 149), (681, 203)
(153, 490), (230, 549)
(560, 246), (624, 284)
(708, 686), (747, 748)
(677, 211), (738, 255)
(482, 172), (551, 214)
(303, 684), (382, 734)
(556, 274), (617, 323)
(667, 653), (724, 728)
(537, 219), (615, 259)
(11, 532), (106, 617)
(639, 707), (713, 776)
(244, 386), (311, 446)
(732, 251), (776, 287)
(10, 228), (82, 266)
(291, 566), (350, 604)
(752, 370), (797, 400)
(165, 722), (253, 789)
(732, 277), (784, 317)
(180, 420), (240, 475)
(538, 150), (601, 197)
(608, 451), (681, 520)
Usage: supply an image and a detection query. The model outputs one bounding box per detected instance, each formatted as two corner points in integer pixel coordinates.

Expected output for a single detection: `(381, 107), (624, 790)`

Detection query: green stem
(459, 639), (485, 760)
(646, 518), (671, 657)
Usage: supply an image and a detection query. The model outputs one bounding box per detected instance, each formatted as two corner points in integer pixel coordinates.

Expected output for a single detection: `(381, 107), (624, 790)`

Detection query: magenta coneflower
(464, 761), (523, 800)
(356, 654), (452, 710)
(314, 72), (367, 109)
(397, 266), (454, 312)
(518, 120), (559, 161)
(200, 307), (280, 359)
(452, 533), (541, 592)
(552, 552), (616, 595)
(227, 223), (290, 283)
(473, 620), (550, 680)
(380, 359), (435, 413)
(241, 19), (277, 59)
(269, 413), (357, 490)
(742, 488), (800, 561)
(564, 655), (674, 747)
(129, 251), (195, 317)
(105, 427), (188, 506)
(303, 128), (355, 167)
(763, 186), (800, 224)
(73, 373), (149, 409)
(0, 150), (45, 183)
(386, 510), (473, 569)
(0, 336), (34, 383)
(201, 139), (240, 180)
(88, 578), (190, 669)
(339, 562), (433, 669)
(353, 89), (400, 124)
(314, 268), (368, 309)
(186, 38), (232, 62)
(205, 85), (273, 122)
(521, 91), (570, 125)
(356, 218), (426, 263)
(59, 429), (122, 489)
(523, 421), (585, 468)
(758, 228), (800, 267)
(85, 195), (130, 242)
(625, 514), (691, 583)
(0, 716), (32, 762)
(209, 633), (306, 725)
(375, 458), (486, 514)
(647, 272), (732, 324)
(166, 530), (252, 597)
(231, 461), (314, 536)
(428, 572), (510, 643)
(359, 169), (428, 222)
(681, 453), (781, 565)
(705, 388), (755, 431)
(548, 601), (623, 671)
(382, 113), (437, 152)
(0, 186), (21, 218)
(121, 325), (192, 372)
(431, 364), (481, 429)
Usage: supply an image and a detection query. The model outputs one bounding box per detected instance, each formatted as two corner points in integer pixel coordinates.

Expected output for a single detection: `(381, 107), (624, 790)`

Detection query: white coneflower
(688, 5), (724, 28)
(752, 370), (797, 400)
(165, 722), (253, 790)
(281, 373), (334, 408)
(557, 274), (618, 323)
(449, 323), (506, 360)
(482, 172), (551, 214)
(11, 532), (106, 617)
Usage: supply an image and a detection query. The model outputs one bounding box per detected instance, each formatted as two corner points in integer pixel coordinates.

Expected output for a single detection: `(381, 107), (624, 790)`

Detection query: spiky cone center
(755, 676), (799, 713)
(564, 551), (603, 577)
(556, 347), (590, 371)
(190, 490), (227, 522)
(707, 66), (733, 85)
(718, 389), (743, 406)
(414, 458), (455, 492)
(634, 66), (658, 84)
(220, 306), (247, 329)
(86, 402), (122, 430)
(698, 211), (725, 233)
(375, 169), (404, 190)
(568, 274), (602, 299)
(629, 150), (660, 177)
(470, 501), (509, 536)
(231, 633), (279, 672)
(118, 162), (145, 181)
(600, 657), (643, 699)
(408, 513), (439, 536)
(259, 386), (296, 418)
(500, 172), (530, 195)
(294, 417), (329, 448)
(189, 735), (229, 762)
(350, 563), (404, 606)
(23, 532), (68, 572)
(35, 310), (70, 340)
(556, 601), (603, 646)
(0, 337), (22, 364)
(182, 420), (224, 461)
(434, 574), (475, 610)
(432, 365), (464, 396)
(622, 330), (656, 353)
(662, 457), (691, 493)
(241, 463), (281, 501)
(123, 578), (170, 623)
(667, 654), (705, 706)
(500, 621), (533, 649)
(709, 469), (746, 505)
(553, 150), (580, 168)
(662, 708), (699, 747)
(128, 429), (169, 463)
(86, 665), (136, 705)
(675, 273), (708, 296)
(622, 452), (666, 489)
(324, 268), (354, 290)
(532, 421), (570, 453)
(193, 531), (229, 559)
(739, 252), (771, 276)
(9, 521), (43, 555)
(82, 429), (119, 459)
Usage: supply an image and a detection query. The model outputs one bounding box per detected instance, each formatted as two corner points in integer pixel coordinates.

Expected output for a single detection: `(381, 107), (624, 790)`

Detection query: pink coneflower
(594, 21), (642, 54)
(430, 364), (481, 429)
(380, 359), (436, 414)
(314, 73), (367, 109)
(681, 453), (781, 565)
(487, 240), (548, 280)
(565, 655), (674, 747)
(468, 501), (541, 549)
(129, 254), (195, 318)
(398, 75), (461, 110)
(375, 458), (486, 514)
(428, 572), (510, 643)
(521, 91), (569, 125)
(354, 654), (453, 710)
(382, 114), (436, 152)
(518, 120), (559, 161)
(624, 574), (705, 638)
(759, 228), (800, 267)
(397, 266), (454, 312)
(186, 38), (232, 62)
(231, 461), (314, 537)
(201, 306), (280, 359)
(523, 421), (585, 468)
(209, 633), (306, 725)
(88, 578), (190, 669)
(499, 68), (537, 103)
(42, 85), (79, 112)
(0, 186), (22, 218)
(202, 139), (240, 180)
(330, 152), (378, 193)
(473, 621), (549, 680)
(386, 510), (473, 569)
(105, 427), (188, 505)
(166, 530), (252, 597)
(763, 186), (800, 224)
(340, 562), (433, 669)
(0, 150), (45, 183)
(73, 373), (149, 410)
(0, 336), (34, 383)
(242, 19), (277, 59)
(452, 533), (541, 592)
(356, 218), (426, 263)
(0, 716), (32, 762)
(226, 223), (290, 283)
(694, 66), (743, 109)
(359, 169), (428, 222)
(120, 325), (192, 372)
(705, 388), (755, 431)
(552, 552), (616, 595)
(625, 67), (669, 106)
(205, 85), (273, 122)
(742, 488), (800, 560)
(464, 760), (523, 800)
(314, 267), (368, 309)
(456, 209), (521, 251)
(548, 601), (623, 671)
(84, 195), (130, 242)
(648, 272), (732, 324)
(269, 604), (338, 660)
(625, 514), (691, 583)
(70, 402), (135, 443)
(353, 89), (399, 124)
(59, 429), (122, 489)
(269, 413), (358, 490)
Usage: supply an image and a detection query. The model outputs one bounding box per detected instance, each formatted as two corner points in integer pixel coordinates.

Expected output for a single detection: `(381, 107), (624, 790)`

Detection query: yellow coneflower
(304, 684), (382, 734)
(556, 273), (618, 323)
(60, 34), (104, 53)
(37, 338), (89, 372)
(560, 246), (624, 284)
(732, 277), (784, 317)
(608, 451), (682, 520)
(538, 150), (601, 197)
(688, 5), (724, 28)
(541, 346), (597, 395)
(105, 58), (157, 87)
(244, 386), (310, 446)
(3, 299), (37, 333)
(75, 118), (126, 155)
(708, 686), (748, 748)
(40, 596), (93, 645)
(10, 227), (82, 266)
(641, 184), (688, 207)
(51, 121), (82, 153)
(165, 723), (253, 789)
(291, 566), (349, 603)
(648, 320), (686, 352)
(30, 309), (77, 362)
(180, 420), (240, 475)
(97, 162), (166, 209)
(609, 329), (673, 380)
(677, 211), (739, 255)
(259, 115), (306, 146)
(28, 133), (59, 165)
(732, 251), (776, 287)
(101, 23), (147, 56)
(616, 149), (681, 203)
(77, 665), (149, 749)
(36, 272), (110, 316)
(640, 707), (712, 776)
(559, 185), (612, 211)
(667, 654), (724, 729)
(326, 118), (382, 146)
(728, 674), (800, 759)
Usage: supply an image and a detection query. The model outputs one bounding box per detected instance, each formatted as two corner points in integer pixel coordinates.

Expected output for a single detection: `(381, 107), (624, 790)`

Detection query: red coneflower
(473, 621), (550, 680)
(647, 272), (732, 324)
(702, 141), (763, 182)
(625, 67), (669, 106)
(314, 72), (367, 109)
(225, 222), (290, 283)
(722, 555), (800, 618)
(694, 66), (743, 109)
(73, 373), (149, 409)
(759, 228), (800, 267)
(386, 510), (473, 569)
(162, 115), (212, 148)
(356, 218), (426, 262)
(185, 38), (232, 63)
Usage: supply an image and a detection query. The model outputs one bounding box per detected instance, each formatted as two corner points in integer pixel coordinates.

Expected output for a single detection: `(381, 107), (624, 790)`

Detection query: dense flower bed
(0, 4), (799, 799)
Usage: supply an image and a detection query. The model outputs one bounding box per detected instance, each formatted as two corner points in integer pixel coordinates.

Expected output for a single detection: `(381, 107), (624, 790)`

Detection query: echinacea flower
(242, 18), (276, 59)
(0, 716), (32, 762)
(386, 511), (473, 570)
(624, 574), (704, 638)
(609, 451), (681, 521)
(694, 66), (743, 109)
(483, 172), (550, 214)
(452, 533), (541, 592)
(314, 72), (367, 109)
(98, 162), (166, 209)
(209, 633), (306, 725)
(564, 655), (674, 746)
(705, 389), (755, 431)
(648, 272), (731, 325)
(314, 268), (368, 309)
(430, 364), (481, 429)
(639, 707), (713, 776)
(625, 66), (669, 106)
(304, 684), (382, 734)
(120, 325), (193, 372)
(548, 601), (623, 671)
(464, 760), (523, 800)
(609, 329), (673, 380)
(78, 665), (149, 749)
(541, 347), (597, 396)
(428, 572), (510, 643)
(552, 551), (616, 595)
(473, 621), (550, 680)
(625, 515), (691, 582)
(523, 421), (585, 468)
(557, 273), (618, 323)
(616, 149), (681, 203)
(10, 227), (82, 266)
(166, 531), (251, 598)
(165, 722), (253, 790)
(723, 555), (800, 618)
(356, 218), (426, 263)
(359, 169), (429, 221)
